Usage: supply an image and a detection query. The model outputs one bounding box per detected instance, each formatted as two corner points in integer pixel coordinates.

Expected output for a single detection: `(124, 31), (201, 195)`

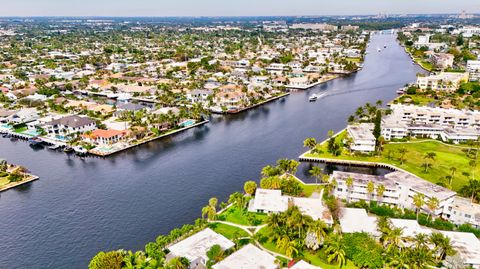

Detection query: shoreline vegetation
(89, 155), (480, 269)
(0, 160), (39, 192)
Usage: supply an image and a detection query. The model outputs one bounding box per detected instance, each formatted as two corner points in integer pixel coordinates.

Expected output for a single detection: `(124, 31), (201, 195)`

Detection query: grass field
(0, 177), (10, 187)
(208, 222), (249, 239)
(306, 136), (477, 191)
(393, 94), (437, 106)
(218, 206), (268, 226)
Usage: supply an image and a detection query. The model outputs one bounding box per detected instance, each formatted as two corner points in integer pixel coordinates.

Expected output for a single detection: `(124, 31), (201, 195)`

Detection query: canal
(0, 33), (424, 268)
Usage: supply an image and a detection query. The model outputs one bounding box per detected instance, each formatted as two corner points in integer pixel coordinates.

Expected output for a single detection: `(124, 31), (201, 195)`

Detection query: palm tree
(366, 181), (375, 203)
(423, 152), (436, 172)
(426, 197), (439, 220)
(376, 184), (386, 204)
(429, 232), (455, 262)
(398, 147), (408, 165)
(449, 166), (457, 187)
(284, 239), (299, 258)
(384, 227), (404, 254)
(303, 138), (317, 151)
(325, 234), (346, 267)
(470, 159), (477, 181)
(308, 220), (328, 246)
(309, 166), (323, 189)
(413, 193), (425, 221)
(345, 176), (354, 203)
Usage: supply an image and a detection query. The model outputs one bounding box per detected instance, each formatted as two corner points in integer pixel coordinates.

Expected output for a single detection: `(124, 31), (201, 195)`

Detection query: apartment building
(416, 72), (469, 92)
(467, 60), (480, 81)
(331, 170), (456, 215)
(346, 123), (376, 152)
(430, 53), (454, 69)
(443, 196), (480, 229)
(381, 104), (480, 143)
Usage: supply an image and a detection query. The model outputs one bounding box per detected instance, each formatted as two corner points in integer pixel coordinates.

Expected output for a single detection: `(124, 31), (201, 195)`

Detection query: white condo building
(346, 123), (376, 152)
(416, 72), (469, 92)
(381, 104), (480, 143)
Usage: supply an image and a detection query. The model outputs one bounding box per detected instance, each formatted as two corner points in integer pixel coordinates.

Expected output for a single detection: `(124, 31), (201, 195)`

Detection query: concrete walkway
(209, 220), (266, 236)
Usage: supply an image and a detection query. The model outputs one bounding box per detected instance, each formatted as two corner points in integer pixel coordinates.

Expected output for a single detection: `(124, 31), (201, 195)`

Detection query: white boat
(73, 146), (88, 155)
(309, 94), (317, 101)
(377, 48), (381, 52)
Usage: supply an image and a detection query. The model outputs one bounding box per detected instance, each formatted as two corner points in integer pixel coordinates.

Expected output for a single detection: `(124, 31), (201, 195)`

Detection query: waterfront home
(82, 129), (127, 145)
(416, 72), (469, 92)
(44, 115), (96, 136)
(331, 170), (456, 216)
(6, 108), (39, 124)
(167, 228), (234, 269)
(186, 89), (213, 104)
(440, 231), (480, 269)
(346, 123), (376, 152)
(0, 108), (17, 123)
(442, 196), (480, 229)
(339, 208), (379, 236)
(212, 244), (277, 269)
(248, 189), (288, 214)
(248, 188), (333, 224)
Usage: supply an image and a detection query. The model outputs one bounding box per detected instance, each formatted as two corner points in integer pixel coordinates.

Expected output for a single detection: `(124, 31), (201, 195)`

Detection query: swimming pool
(179, 119), (195, 127)
(21, 129), (41, 137)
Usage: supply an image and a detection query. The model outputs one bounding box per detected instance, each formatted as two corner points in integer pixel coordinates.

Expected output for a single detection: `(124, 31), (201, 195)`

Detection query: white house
(167, 228), (235, 269)
(212, 244), (277, 269)
(44, 115), (96, 135)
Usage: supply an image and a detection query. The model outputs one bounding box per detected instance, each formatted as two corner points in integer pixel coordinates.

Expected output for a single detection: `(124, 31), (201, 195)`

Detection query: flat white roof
(339, 208), (379, 236)
(250, 189), (288, 213)
(168, 228), (234, 263)
(212, 244), (278, 269)
(290, 260), (322, 269)
(292, 197), (333, 225)
(390, 218), (431, 237)
(440, 231), (480, 265)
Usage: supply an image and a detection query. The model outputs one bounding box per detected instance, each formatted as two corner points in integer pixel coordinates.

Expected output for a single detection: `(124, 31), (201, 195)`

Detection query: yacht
(309, 94), (317, 102)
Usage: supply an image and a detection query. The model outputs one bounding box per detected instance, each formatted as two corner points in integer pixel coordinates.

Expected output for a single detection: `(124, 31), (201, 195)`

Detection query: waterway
(0, 32), (425, 268)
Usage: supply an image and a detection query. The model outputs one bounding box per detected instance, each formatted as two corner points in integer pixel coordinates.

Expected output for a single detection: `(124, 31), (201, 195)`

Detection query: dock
(224, 93), (290, 114)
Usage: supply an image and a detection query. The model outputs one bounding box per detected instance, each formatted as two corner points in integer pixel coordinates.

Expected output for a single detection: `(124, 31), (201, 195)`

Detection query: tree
(309, 166), (324, 188)
(460, 179), (480, 203)
(228, 192), (246, 209)
(89, 251), (124, 269)
(413, 193), (425, 221)
(244, 181), (257, 195)
(202, 197), (218, 220)
(367, 181), (375, 203)
(429, 232), (455, 262)
(306, 219), (328, 250)
(345, 176), (354, 203)
(449, 166), (457, 187)
(376, 184), (386, 204)
(398, 147), (408, 165)
(423, 152), (436, 172)
(426, 197), (439, 220)
(325, 234), (346, 267)
(166, 257), (190, 269)
(206, 244), (225, 263)
(303, 138), (317, 150)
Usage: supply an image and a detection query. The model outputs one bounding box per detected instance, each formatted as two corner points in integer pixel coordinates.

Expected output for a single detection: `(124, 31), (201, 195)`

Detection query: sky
(1, 0), (479, 17)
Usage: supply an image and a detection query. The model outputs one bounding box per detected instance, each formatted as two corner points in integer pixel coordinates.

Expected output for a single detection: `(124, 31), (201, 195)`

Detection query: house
(212, 244), (277, 269)
(248, 188), (333, 224)
(248, 189), (288, 214)
(83, 129), (127, 145)
(186, 89), (213, 104)
(44, 115), (96, 135)
(416, 72), (469, 92)
(346, 123), (376, 152)
(6, 108), (39, 124)
(339, 208), (379, 236)
(430, 53), (454, 69)
(167, 228), (234, 269)
(390, 218), (431, 237)
(440, 231), (480, 269)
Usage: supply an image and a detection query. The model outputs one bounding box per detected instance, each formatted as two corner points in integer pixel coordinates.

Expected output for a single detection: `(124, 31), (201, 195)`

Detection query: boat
(48, 145), (61, 150)
(309, 94), (317, 102)
(28, 137), (43, 146)
(377, 48), (381, 52)
(73, 146), (88, 155)
(384, 45), (387, 48)
(63, 146), (74, 153)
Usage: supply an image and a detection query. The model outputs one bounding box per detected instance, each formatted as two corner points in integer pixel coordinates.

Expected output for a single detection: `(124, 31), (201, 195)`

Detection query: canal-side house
(44, 115), (96, 136)
(346, 123), (376, 152)
(82, 129), (127, 145)
(212, 244), (278, 269)
(166, 228), (234, 269)
(5, 108), (39, 124)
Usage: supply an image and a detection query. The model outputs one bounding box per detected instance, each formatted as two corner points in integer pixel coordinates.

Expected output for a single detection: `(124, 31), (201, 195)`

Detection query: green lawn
(208, 222), (249, 239)
(14, 126), (27, 133)
(307, 138), (476, 191)
(346, 57), (361, 63)
(218, 206), (268, 226)
(393, 94), (437, 106)
(0, 177), (10, 187)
